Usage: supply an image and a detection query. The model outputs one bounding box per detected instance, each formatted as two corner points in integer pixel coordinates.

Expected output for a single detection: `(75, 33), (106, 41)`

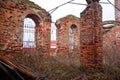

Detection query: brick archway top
(71, 24), (77, 27)
(22, 11), (42, 27)
(26, 14), (40, 26)
(22, 8), (51, 27)
(55, 15), (79, 28)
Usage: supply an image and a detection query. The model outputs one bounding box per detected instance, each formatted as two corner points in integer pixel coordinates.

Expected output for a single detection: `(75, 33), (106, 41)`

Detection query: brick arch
(26, 14), (40, 26)
(22, 11), (51, 54)
(70, 24), (77, 29)
(21, 9), (44, 27)
(0, 0), (51, 55)
(55, 15), (80, 54)
(69, 24), (79, 54)
(21, 11), (43, 53)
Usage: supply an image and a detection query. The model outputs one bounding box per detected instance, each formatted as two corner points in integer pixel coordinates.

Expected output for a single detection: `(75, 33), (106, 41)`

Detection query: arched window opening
(23, 18), (36, 48)
(69, 24), (77, 52)
(51, 23), (56, 48)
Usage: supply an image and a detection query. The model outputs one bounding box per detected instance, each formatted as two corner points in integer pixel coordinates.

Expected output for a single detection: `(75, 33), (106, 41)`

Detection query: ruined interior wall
(80, 2), (103, 69)
(41, 20), (51, 54)
(56, 15), (80, 54)
(0, 1), (51, 55)
(0, 1), (25, 54)
(56, 20), (70, 54)
(103, 26), (120, 65)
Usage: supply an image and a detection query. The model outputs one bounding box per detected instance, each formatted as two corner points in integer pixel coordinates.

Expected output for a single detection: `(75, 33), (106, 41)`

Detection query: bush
(10, 52), (120, 80)
(11, 52), (81, 80)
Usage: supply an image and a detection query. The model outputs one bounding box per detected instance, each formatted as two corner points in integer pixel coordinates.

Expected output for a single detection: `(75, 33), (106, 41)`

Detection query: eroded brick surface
(103, 26), (120, 65)
(0, 0), (51, 55)
(80, 2), (103, 69)
(55, 15), (80, 54)
(115, 0), (120, 20)
(0, 0), (105, 69)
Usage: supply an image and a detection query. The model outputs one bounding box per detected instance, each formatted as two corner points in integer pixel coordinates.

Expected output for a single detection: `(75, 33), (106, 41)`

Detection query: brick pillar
(80, 1), (103, 69)
(115, 0), (120, 20)
(36, 19), (51, 54)
(42, 19), (51, 54)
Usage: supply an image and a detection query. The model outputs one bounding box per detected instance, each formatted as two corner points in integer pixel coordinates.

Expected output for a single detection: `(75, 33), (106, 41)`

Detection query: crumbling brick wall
(55, 15), (80, 54)
(80, 1), (103, 69)
(115, 0), (120, 20)
(0, 0), (51, 55)
(103, 26), (120, 66)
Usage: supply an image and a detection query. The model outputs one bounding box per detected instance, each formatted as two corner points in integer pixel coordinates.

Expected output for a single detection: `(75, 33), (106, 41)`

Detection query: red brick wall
(103, 26), (120, 65)
(0, 1), (51, 55)
(55, 15), (80, 54)
(115, 0), (120, 20)
(80, 2), (103, 69)
(40, 20), (51, 54)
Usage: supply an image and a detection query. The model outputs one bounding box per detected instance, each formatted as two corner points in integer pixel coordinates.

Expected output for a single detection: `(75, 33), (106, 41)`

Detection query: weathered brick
(80, 1), (103, 69)
(55, 15), (80, 54)
(0, 0), (51, 55)
(115, 0), (120, 20)
(103, 26), (120, 65)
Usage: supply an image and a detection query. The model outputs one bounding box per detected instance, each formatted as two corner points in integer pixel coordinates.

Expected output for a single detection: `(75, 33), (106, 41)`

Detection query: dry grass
(10, 52), (81, 80)
(10, 52), (120, 80)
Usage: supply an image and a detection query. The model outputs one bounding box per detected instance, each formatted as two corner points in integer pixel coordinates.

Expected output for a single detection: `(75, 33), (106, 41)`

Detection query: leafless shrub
(103, 45), (120, 67)
(10, 51), (120, 80)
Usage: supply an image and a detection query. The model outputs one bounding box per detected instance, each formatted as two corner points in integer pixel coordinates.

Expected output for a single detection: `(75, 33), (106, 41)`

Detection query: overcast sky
(29, 0), (115, 41)
(30, 0), (115, 22)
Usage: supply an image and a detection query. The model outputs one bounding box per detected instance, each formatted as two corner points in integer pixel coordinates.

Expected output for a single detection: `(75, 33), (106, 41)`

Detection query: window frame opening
(69, 24), (77, 52)
(23, 18), (36, 48)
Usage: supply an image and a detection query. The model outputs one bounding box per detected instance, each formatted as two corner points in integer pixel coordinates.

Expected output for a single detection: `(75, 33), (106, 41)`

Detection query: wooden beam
(0, 56), (37, 80)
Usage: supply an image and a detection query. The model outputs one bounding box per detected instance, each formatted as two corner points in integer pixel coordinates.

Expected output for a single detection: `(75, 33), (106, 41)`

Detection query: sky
(28, 0), (115, 41)
(30, 0), (115, 22)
